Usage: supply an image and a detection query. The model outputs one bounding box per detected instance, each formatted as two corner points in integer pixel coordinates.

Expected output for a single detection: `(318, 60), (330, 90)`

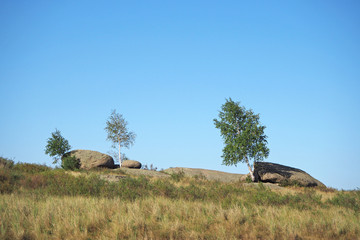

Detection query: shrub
(0, 156), (14, 169)
(13, 163), (51, 174)
(328, 191), (360, 212)
(61, 156), (80, 170)
(0, 169), (21, 193)
(20, 174), (48, 189)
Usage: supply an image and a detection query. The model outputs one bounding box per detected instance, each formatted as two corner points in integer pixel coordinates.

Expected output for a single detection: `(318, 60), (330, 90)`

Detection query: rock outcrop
(121, 160), (142, 169)
(163, 167), (247, 182)
(62, 150), (114, 170)
(254, 162), (325, 187)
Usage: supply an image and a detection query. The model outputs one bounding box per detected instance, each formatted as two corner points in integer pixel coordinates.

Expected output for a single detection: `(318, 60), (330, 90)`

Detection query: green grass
(0, 162), (359, 239)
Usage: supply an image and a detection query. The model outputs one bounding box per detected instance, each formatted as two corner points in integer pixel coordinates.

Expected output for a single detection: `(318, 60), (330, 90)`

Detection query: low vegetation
(0, 160), (359, 239)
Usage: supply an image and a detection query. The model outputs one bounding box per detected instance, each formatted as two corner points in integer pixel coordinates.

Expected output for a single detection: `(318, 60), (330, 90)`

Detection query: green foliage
(105, 110), (136, 163)
(61, 156), (80, 170)
(214, 98), (269, 178)
(44, 129), (71, 164)
(0, 156), (14, 169)
(245, 175), (252, 183)
(328, 191), (360, 212)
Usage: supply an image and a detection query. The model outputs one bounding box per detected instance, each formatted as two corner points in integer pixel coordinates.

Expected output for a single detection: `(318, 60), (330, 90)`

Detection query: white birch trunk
(118, 141), (121, 168)
(244, 155), (255, 182)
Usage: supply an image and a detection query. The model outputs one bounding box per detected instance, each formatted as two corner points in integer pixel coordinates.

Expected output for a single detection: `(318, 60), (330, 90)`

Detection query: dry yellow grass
(0, 193), (359, 240)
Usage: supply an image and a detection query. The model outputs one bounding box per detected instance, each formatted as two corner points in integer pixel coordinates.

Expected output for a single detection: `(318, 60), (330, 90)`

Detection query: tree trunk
(249, 169), (255, 182)
(118, 141), (121, 167)
(244, 155), (256, 182)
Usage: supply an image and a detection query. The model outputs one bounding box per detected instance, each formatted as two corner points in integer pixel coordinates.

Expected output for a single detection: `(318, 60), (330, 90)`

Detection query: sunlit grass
(0, 163), (359, 239)
(0, 194), (359, 240)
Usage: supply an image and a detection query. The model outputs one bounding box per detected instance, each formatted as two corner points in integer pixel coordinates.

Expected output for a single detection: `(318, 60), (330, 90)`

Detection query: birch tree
(105, 110), (136, 167)
(45, 129), (71, 164)
(214, 98), (269, 181)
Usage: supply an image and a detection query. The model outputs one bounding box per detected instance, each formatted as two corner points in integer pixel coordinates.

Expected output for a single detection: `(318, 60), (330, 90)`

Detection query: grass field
(0, 159), (359, 239)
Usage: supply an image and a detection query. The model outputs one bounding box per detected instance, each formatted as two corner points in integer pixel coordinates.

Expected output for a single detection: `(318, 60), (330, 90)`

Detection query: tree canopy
(105, 110), (136, 166)
(214, 98), (269, 181)
(45, 129), (71, 164)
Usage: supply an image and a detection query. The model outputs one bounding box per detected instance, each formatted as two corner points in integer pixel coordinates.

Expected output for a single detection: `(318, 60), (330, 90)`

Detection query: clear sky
(1, 0), (359, 190)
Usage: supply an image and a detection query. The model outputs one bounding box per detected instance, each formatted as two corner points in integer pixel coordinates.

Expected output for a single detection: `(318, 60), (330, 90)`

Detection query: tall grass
(0, 163), (359, 239)
(0, 194), (359, 240)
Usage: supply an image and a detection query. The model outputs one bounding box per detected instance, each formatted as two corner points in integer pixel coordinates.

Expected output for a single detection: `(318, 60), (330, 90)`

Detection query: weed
(142, 163), (158, 171)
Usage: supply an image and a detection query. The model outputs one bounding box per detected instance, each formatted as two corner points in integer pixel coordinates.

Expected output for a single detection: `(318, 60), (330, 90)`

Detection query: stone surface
(116, 168), (170, 178)
(163, 167), (247, 182)
(62, 150), (114, 170)
(121, 160), (142, 169)
(254, 162), (325, 187)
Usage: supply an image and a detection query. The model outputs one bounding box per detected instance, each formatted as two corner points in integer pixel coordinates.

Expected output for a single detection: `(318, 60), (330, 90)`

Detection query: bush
(0, 156), (14, 169)
(61, 156), (80, 170)
(328, 191), (360, 212)
(13, 163), (51, 174)
(20, 174), (48, 189)
(0, 169), (21, 193)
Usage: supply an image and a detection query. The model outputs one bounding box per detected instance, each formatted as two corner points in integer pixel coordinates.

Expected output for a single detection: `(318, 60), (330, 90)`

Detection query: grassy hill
(0, 158), (359, 239)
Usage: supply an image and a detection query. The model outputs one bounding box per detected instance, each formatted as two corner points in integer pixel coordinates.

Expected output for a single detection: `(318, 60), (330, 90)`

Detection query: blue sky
(1, 0), (359, 190)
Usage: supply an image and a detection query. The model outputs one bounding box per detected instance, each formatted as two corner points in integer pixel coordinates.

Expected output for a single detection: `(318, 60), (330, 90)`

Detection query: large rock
(62, 150), (114, 170)
(254, 162), (325, 187)
(121, 160), (142, 169)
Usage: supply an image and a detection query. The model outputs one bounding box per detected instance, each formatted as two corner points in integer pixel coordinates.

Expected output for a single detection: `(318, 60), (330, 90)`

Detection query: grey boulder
(121, 160), (142, 169)
(254, 162), (325, 187)
(62, 150), (114, 169)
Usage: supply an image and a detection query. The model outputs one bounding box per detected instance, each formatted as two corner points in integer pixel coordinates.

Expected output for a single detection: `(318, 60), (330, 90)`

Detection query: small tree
(45, 129), (71, 164)
(105, 110), (136, 167)
(214, 98), (269, 181)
